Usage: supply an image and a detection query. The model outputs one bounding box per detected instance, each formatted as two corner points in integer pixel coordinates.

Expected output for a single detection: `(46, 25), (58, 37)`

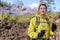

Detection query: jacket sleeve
(49, 22), (55, 37)
(52, 23), (57, 32)
(28, 18), (38, 39)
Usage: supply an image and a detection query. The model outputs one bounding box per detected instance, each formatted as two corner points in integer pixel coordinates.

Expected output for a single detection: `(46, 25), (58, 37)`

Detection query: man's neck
(40, 14), (45, 18)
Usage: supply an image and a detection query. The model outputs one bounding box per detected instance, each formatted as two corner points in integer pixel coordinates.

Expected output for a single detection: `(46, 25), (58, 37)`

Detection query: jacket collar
(35, 12), (47, 19)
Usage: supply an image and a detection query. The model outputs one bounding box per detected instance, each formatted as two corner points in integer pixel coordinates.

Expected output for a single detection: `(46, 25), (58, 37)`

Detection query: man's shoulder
(30, 16), (36, 21)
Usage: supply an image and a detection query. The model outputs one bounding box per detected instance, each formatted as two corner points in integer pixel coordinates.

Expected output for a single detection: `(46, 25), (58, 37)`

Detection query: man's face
(39, 5), (47, 15)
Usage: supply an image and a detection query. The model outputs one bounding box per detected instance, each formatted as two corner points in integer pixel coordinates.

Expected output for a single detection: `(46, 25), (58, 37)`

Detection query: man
(28, 4), (57, 40)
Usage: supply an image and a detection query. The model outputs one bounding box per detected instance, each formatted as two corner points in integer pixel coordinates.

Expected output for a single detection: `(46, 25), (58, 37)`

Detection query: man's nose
(41, 9), (44, 11)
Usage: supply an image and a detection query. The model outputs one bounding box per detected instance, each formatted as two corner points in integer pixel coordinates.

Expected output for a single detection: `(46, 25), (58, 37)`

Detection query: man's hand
(38, 30), (45, 37)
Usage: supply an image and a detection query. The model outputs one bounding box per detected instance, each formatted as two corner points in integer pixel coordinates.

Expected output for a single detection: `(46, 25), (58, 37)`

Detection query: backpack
(35, 16), (50, 32)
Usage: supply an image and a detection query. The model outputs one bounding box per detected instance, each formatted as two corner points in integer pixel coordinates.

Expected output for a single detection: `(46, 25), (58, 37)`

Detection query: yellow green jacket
(28, 13), (54, 39)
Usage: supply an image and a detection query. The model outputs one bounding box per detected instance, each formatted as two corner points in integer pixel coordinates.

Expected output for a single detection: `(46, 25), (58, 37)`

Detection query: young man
(28, 4), (57, 40)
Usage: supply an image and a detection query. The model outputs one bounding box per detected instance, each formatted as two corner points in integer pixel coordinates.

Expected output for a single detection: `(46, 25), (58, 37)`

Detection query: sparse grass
(0, 13), (60, 23)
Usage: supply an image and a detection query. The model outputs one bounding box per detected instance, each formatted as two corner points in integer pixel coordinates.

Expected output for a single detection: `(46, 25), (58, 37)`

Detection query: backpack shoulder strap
(36, 16), (40, 28)
(34, 16), (40, 32)
(36, 17), (50, 26)
(45, 18), (50, 26)
(35, 17), (50, 32)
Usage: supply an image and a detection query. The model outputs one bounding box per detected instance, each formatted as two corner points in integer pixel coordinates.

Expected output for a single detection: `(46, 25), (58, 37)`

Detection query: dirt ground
(0, 19), (60, 40)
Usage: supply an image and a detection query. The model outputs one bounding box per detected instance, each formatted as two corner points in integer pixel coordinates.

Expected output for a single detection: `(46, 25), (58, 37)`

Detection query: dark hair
(38, 4), (47, 11)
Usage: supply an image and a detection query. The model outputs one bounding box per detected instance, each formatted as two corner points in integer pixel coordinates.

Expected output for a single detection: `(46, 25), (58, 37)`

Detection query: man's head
(38, 4), (47, 15)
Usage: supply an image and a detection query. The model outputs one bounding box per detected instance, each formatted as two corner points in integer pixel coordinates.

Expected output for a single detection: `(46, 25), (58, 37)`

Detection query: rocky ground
(0, 19), (29, 40)
(0, 19), (60, 40)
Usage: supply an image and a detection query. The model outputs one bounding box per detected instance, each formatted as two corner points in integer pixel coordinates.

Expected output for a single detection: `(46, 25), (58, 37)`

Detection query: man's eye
(40, 8), (46, 9)
(40, 8), (42, 9)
